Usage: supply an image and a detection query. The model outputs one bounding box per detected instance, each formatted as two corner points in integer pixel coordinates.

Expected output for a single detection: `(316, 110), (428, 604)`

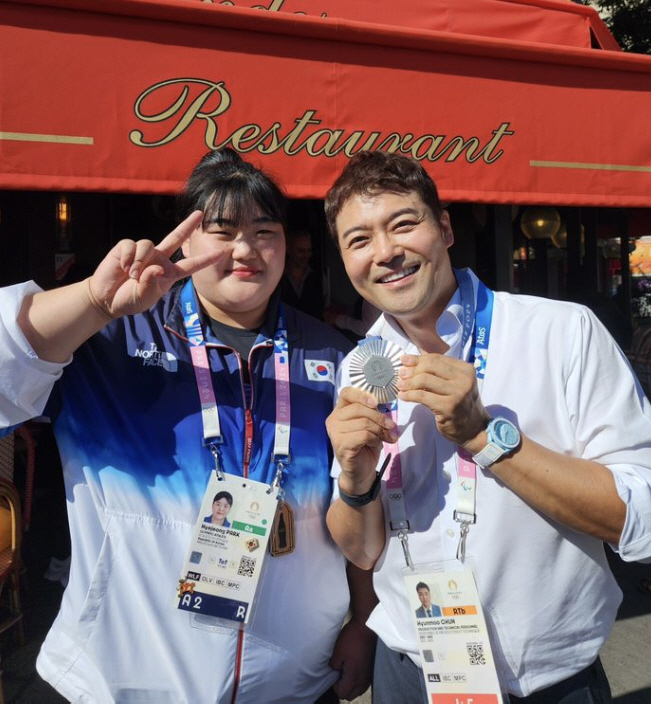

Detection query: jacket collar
(164, 281), (297, 346)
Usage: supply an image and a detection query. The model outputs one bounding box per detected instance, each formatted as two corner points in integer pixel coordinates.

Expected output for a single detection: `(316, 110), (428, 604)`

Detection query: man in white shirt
(323, 150), (651, 703)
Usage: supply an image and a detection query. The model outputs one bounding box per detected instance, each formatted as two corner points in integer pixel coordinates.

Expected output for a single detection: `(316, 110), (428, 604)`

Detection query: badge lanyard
(180, 280), (291, 486)
(382, 269), (494, 568)
(453, 271), (493, 561)
(176, 282), (294, 624)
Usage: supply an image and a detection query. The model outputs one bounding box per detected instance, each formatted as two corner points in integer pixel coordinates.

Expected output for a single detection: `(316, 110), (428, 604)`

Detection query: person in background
(324, 150), (651, 704)
(326, 296), (381, 341)
(280, 227), (325, 320)
(0, 149), (376, 704)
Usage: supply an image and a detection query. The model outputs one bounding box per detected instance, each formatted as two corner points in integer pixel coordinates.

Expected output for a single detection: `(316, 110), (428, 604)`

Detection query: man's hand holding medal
(326, 338), (402, 498)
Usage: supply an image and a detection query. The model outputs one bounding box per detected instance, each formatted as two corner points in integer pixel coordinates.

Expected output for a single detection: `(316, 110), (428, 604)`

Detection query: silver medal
(349, 337), (404, 404)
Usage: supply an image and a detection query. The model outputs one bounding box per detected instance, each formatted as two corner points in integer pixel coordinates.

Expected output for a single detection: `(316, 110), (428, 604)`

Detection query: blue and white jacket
(0, 281), (352, 704)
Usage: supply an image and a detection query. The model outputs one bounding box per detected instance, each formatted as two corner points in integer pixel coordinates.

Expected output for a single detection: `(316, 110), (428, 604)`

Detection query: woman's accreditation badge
(349, 337), (404, 404)
(176, 473), (279, 627)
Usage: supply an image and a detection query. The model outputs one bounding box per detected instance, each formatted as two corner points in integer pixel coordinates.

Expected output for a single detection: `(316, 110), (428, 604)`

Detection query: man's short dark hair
(324, 151), (443, 244)
(416, 581), (430, 592)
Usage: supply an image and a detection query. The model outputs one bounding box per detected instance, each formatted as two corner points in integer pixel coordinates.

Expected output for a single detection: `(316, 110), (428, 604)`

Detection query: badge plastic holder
(403, 559), (506, 704)
(176, 472), (279, 630)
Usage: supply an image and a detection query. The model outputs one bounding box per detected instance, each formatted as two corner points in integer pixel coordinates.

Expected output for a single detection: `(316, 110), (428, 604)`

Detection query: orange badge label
(441, 605), (478, 616)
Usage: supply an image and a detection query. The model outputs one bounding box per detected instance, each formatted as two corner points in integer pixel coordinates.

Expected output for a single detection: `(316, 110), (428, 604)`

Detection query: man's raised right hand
(326, 386), (398, 496)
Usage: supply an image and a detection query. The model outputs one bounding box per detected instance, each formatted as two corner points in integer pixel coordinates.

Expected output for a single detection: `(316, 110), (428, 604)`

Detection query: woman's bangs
(203, 178), (283, 228)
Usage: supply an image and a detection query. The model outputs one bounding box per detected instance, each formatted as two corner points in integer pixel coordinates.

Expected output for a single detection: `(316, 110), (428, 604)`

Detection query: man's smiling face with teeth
(335, 190), (457, 333)
(377, 265), (420, 285)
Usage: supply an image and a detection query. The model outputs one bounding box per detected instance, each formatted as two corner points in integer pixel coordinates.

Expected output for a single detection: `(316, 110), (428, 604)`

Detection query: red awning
(174, 0), (618, 51)
(1, 0), (650, 206)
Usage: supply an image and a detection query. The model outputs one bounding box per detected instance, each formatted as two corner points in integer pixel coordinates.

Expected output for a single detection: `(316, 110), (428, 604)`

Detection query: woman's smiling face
(183, 202), (285, 329)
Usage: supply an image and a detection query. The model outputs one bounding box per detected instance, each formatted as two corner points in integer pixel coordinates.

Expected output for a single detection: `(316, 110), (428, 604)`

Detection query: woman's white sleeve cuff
(0, 281), (71, 425)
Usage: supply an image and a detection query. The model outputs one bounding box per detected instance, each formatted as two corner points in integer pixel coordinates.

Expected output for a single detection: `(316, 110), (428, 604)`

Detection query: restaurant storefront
(1, 0), (650, 328)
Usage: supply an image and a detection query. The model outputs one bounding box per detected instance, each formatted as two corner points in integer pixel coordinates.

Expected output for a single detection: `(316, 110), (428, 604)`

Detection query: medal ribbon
(180, 280), (291, 479)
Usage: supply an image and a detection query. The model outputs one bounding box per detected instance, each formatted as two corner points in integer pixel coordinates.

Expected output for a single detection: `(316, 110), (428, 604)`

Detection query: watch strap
(472, 442), (504, 469)
(337, 453), (392, 508)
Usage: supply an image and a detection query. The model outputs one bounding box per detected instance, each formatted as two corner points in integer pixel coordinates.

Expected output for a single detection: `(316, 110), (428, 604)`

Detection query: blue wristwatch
(472, 417), (521, 469)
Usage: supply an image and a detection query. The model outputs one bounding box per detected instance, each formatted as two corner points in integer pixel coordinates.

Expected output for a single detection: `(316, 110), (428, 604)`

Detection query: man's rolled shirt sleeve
(566, 306), (651, 563)
(0, 282), (71, 427)
(612, 468), (651, 562)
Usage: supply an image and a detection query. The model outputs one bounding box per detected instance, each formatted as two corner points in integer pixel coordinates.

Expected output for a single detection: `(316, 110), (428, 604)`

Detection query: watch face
(491, 419), (520, 450)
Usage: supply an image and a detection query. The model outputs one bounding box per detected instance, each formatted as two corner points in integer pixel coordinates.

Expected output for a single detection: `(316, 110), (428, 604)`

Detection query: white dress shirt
(332, 269), (651, 697)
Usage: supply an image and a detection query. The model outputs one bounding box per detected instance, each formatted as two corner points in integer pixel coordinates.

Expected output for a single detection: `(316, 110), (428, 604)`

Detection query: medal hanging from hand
(349, 336), (413, 565)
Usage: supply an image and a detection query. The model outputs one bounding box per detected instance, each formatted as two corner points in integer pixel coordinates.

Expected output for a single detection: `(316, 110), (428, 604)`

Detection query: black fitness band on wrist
(338, 453), (392, 508)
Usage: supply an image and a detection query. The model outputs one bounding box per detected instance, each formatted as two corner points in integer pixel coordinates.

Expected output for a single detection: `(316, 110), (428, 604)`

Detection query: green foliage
(578, 0), (651, 54)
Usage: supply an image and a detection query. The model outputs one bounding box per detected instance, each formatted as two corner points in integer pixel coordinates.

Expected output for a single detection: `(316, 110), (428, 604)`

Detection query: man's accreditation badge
(403, 561), (503, 704)
(177, 473), (279, 627)
(349, 337), (404, 404)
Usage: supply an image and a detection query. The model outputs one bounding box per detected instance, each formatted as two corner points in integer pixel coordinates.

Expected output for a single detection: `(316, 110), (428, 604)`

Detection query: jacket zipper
(166, 324), (271, 703)
(230, 629), (245, 704)
(240, 340), (270, 477)
(230, 339), (272, 703)
(166, 321), (279, 703)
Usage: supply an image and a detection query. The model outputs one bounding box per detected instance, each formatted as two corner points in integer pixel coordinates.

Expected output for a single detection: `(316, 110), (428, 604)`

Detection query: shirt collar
(366, 287), (466, 360)
(438, 288), (464, 359)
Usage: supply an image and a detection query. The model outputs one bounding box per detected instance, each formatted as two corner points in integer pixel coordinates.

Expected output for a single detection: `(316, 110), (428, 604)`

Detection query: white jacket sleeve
(0, 282), (71, 427)
(566, 306), (651, 563)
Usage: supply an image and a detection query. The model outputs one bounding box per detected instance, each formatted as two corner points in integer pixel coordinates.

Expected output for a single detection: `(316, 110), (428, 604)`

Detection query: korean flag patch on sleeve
(304, 360), (335, 384)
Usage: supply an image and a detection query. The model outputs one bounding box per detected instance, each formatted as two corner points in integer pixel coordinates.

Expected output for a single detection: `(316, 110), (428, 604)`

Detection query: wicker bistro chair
(0, 477), (25, 704)
(0, 427), (35, 532)
(0, 478), (24, 638)
(0, 435), (13, 489)
(629, 324), (651, 400)
(0, 426), (37, 702)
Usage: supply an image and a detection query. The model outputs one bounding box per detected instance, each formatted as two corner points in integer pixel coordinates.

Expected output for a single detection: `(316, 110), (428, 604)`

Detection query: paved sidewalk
(600, 551), (651, 703)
